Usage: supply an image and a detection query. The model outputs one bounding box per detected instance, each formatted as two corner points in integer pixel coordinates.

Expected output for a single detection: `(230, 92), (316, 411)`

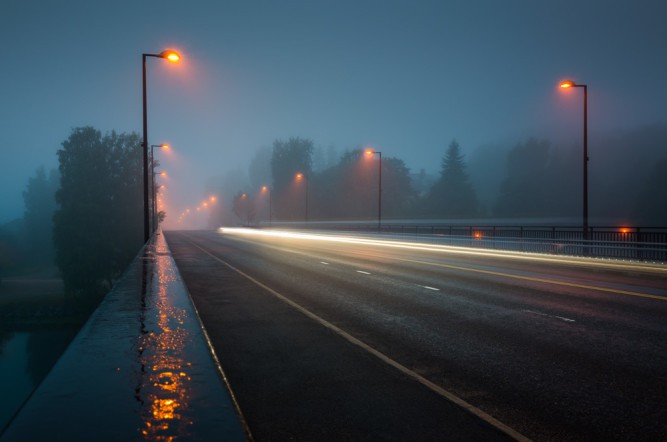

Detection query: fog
(2, 0), (667, 227)
(1, 2), (667, 430)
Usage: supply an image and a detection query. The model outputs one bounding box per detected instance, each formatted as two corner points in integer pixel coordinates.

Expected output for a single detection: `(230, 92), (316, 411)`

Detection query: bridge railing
(265, 222), (667, 263)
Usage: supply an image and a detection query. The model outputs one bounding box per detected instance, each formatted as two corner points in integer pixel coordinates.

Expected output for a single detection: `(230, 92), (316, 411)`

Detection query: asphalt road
(164, 229), (667, 441)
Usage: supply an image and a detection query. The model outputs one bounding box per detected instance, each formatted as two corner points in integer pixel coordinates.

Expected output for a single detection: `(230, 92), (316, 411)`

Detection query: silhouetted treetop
(426, 140), (478, 218)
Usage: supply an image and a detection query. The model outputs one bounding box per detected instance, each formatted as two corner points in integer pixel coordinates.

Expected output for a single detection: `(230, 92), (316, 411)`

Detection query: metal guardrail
(269, 222), (667, 263)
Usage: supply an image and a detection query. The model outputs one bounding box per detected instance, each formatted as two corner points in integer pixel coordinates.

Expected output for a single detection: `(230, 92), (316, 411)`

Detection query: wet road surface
(165, 229), (667, 441)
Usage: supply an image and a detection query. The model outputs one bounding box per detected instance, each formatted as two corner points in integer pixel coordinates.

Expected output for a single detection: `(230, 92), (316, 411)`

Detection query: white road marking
(320, 261), (329, 265)
(420, 285), (440, 291)
(522, 309), (576, 323)
(356, 270), (371, 275)
(188, 238), (530, 442)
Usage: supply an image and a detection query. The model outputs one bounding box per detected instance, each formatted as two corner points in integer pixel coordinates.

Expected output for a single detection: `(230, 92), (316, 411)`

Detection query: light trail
(218, 228), (667, 275)
(218, 228), (667, 301)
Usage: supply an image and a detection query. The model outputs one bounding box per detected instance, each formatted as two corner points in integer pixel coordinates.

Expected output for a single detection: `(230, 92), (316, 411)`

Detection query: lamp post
(150, 143), (170, 233)
(154, 170), (168, 230)
(365, 149), (382, 232)
(560, 79), (589, 246)
(142, 49), (180, 243)
(295, 173), (308, 225)
(261, 185), (272, 225)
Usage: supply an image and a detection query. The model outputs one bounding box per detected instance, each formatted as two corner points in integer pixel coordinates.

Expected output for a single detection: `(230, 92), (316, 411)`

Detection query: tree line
(221, 124), (667, 226)
(2, 122), (665, 297)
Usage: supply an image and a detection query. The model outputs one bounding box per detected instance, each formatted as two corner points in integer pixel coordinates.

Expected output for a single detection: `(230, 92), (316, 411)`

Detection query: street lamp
(261, 185), (272, 225)
(142, 49), (180, 243)
(153, 168), (168, 231)
(559, 79), (589, 246)
(295, 173), (308, 225)
(151, 143), (170, 233)
(365, 148), (382, 232)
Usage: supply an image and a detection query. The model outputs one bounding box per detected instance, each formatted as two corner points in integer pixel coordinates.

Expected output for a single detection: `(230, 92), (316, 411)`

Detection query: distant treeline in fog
(1, 127), (144, 309)
(209, 124), (667, 227)
(1, 123), (666, 298)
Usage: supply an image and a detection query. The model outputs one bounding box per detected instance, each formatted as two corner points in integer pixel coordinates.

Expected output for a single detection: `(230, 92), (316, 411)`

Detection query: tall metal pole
(305, 175), (309, 225)
(141, 50), (180, 241)
(378, 152), (382, 233)
(560, 80), (589, 253)
(151, 145), (156, 232)
(269, 189), (272, 225)
(142, 54), (149, 243)
(583, 85), (588, 244)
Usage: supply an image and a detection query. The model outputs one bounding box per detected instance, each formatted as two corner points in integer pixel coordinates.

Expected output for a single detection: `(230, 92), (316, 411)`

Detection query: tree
(589, 124), (667, 223)
(22, 166), (59, 268)
(232, 192), (255, 225)
(271, 137), (313, 220)
(381, 156), (417, 218)
(467, 143), (511, 215)
(309, 149), (416, 221)
(426, 140), (478, 218)
(0, 220), (24, 279)
(105, 130), (143, 268)
(494, 138), (552, 218)
(635, 159), (667, 225)
(53, 127), (143, 304)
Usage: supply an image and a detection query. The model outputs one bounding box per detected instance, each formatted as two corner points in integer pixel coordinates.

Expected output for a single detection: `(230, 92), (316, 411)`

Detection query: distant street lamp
(559, 79), (589, 245)
(153, 168), (168, 230)
(142, 49), (180, 243)
(365, 149), (382, 232)
(261, 185), (272, 225)
(151, 143), (170, 232)
(295, 173), (308, 224)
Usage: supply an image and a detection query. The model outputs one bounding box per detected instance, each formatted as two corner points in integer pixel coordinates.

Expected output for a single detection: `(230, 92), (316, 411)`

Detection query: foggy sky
(2, 0), (666, 224)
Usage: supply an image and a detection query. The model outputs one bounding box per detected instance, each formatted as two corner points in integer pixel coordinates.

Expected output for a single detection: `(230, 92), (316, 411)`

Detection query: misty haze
(1, 1), (666, 441)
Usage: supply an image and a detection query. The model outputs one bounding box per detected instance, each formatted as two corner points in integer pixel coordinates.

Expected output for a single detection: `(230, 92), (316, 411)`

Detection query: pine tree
(426, 140), (478, 218)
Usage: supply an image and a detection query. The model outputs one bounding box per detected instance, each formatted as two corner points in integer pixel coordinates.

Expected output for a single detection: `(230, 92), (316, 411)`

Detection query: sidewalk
(1, 232), (248, 441)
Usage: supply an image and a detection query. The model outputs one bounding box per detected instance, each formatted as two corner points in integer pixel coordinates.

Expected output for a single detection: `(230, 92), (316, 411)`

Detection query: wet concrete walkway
(1, 233), (247, 441)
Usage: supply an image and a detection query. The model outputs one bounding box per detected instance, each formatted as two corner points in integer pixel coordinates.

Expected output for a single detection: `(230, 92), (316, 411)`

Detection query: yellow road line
(185, 236), (530, 442)
(386, 255), (667, 301)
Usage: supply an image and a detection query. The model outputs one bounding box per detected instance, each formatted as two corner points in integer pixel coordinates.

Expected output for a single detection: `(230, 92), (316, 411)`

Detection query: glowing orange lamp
(142, 48), (182, 240)
(160, 50), (181, 62)
(558, 78), (589, 246)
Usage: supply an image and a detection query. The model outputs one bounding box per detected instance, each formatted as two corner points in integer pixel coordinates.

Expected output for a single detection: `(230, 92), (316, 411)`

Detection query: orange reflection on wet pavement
(137, 239), (194, 440)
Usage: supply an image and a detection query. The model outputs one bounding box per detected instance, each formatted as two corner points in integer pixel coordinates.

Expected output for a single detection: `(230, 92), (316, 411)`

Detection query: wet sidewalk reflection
(1, 233), (246, 441)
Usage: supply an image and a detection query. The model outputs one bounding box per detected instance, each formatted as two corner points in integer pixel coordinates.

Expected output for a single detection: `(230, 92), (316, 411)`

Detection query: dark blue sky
(2, 0), (666, 223)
